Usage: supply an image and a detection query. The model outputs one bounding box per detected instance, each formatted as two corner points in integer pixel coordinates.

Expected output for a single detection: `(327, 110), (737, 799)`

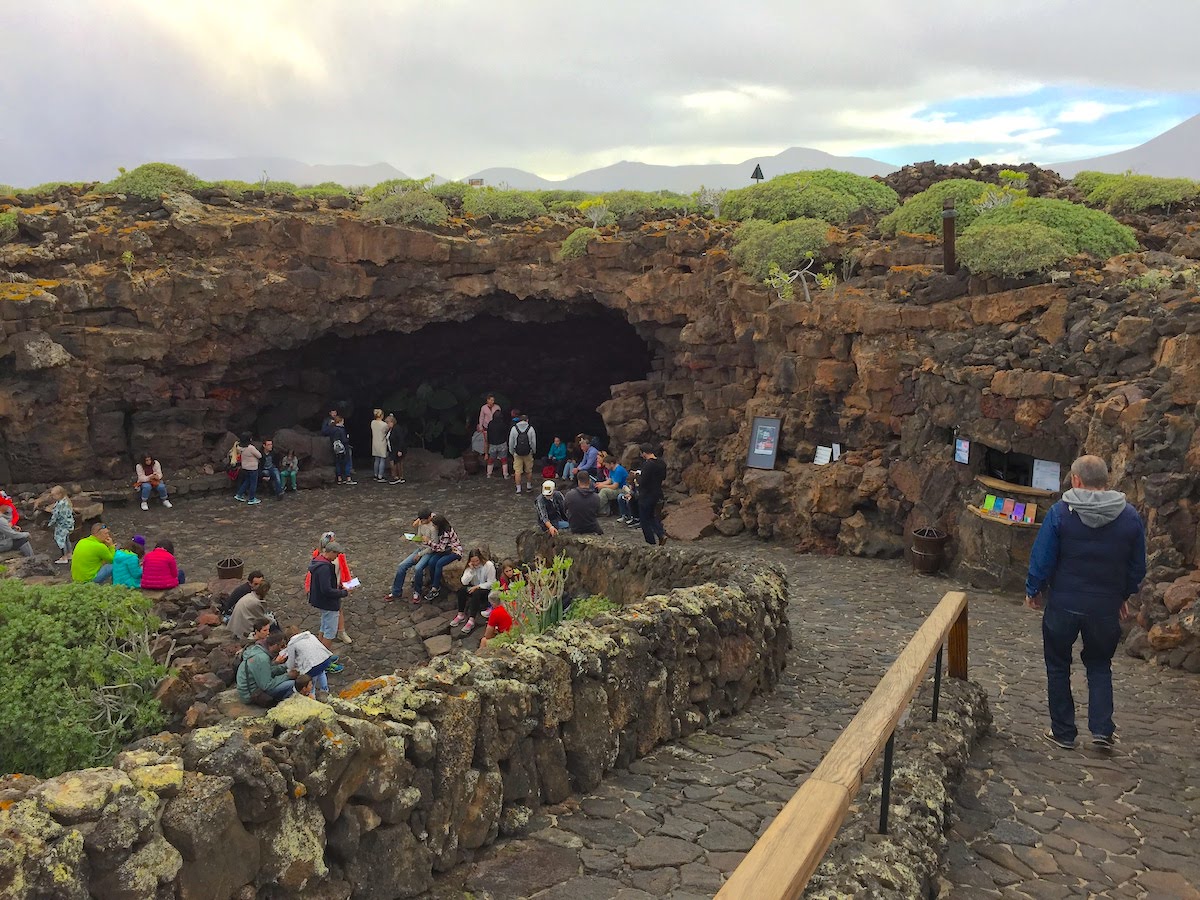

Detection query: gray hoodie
(1062, 488), (1128, 528)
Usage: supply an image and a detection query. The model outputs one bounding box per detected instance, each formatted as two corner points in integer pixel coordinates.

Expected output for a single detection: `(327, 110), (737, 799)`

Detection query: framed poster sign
(954, 438), (970, 464)
(747, 416), (781, 470)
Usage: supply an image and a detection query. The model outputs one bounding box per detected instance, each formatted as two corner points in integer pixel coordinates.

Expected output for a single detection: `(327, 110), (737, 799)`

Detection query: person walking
(637, 445), (668, 546)
(1025, 455), (1146, 751)
(46, 485), (75, 564)
(509, 414), (537, 494)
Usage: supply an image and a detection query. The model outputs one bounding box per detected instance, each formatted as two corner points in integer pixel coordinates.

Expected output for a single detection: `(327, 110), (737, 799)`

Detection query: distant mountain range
(128, 113), (1200, 194)
(1048, 114), (1200, 179)
(464, 147), (896, 192)
(165, 157), (410, 186)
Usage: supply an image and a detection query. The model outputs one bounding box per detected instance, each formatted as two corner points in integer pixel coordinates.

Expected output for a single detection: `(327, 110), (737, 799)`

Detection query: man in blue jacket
(1025, 455), (1146, 750)
(308, 542), (350, 650)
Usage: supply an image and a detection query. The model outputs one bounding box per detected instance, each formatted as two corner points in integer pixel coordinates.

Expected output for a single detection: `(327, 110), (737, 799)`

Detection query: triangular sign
(751, 164), (764, 182)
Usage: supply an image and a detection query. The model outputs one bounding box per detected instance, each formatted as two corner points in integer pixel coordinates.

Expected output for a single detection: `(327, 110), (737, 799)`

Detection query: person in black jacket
(485, 410), (510, 479)
(637, 446), (668, 546)
(308, 543), (349, 649)
(321, 414), (356, 486)
(564, 472), (603, 535)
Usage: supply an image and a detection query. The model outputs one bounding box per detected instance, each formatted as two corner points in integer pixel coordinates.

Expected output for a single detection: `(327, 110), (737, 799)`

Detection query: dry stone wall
(0, 537), (789, 899)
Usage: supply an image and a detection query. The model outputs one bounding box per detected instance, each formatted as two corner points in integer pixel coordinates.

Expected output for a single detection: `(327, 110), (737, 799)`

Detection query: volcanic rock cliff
(3, 187), (1200, 654)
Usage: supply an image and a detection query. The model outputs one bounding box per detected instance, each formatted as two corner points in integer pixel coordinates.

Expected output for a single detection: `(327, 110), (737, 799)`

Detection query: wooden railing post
(948, 606), (968, 680)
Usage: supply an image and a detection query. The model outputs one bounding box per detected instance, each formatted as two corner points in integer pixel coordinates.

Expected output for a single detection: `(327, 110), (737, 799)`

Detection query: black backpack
(514, 425), (532, 456)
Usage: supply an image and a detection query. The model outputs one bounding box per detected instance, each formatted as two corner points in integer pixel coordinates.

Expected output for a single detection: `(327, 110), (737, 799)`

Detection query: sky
(2, 0), (1199, 186)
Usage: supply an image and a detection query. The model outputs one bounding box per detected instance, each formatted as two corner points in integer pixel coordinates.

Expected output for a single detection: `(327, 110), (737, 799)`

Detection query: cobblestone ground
(103, 480), (1200, 900)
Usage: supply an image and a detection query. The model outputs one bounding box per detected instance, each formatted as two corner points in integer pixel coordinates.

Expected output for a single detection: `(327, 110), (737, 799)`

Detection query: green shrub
(600, 190), (689, 219)
(561, 226), (598, 259)
(295, 181), (350, 199)
(99, 162), (202, 198)
(973, 197), (1138, 258)
(0, 211), (17, 243)
(730, 217), (830, 280)
(565, 594), (618, 620)
(0, 581), (167, 777)
(723, 169), (898, 225)
(1071, 170), (1118, 196)
(1084, 173), (1198, 213)
(958, 222), (1072, 278)
(203, 179), (256, 198)
(429, 181), (470, 203)
(364, 177), (431, 202)
(533, 189), (593, 205)
(462, 187), (547, 221)
(361, 190), (448, 225)
(879, 179), (992, 236)
(0, 184), (14, 196)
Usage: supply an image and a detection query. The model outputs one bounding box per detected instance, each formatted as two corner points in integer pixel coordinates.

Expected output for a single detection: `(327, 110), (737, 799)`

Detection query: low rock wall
(804, 679), (992, 899)
(0, 537), (790, 899)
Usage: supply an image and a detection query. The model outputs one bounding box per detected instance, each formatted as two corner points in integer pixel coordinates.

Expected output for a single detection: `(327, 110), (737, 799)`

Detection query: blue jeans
(268, 680), (295, 702)
(93, 563), (113, 584)
(140, 482), (168, 501)
(425, 552), (461, 591)
(236, 469), (259, 500)
(617, 495), (635, 518)
(261, 466), (283, 496)
(540, 519), (569, 532)
(335, 455), (352, 479)
(392, 551), (432, 596)
(308, 658), (332, 692)
(1042, 604), (1122, 741)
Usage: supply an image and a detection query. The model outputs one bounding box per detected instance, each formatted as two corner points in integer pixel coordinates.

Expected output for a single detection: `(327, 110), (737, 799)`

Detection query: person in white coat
(277, 626), (340, 695)
(370, 408), (390, 482)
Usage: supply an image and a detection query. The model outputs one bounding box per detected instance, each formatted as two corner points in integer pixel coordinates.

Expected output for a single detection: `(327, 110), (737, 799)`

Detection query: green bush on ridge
(560, 226), (598, 259)
(879, 179), (992, 237)
(0, 211), (17, 243)
(970, 196), (1137, 258)
(462, 187), (547, 221)
(958, 222), (1072, 278)
(723, 169), (898, 225)
(361, 190), (448, 225)
(99, 162), (203, 199)
(0, 580), (167, 777)
(1073, 170), (1199, 213)
(730, 217), (830, 280)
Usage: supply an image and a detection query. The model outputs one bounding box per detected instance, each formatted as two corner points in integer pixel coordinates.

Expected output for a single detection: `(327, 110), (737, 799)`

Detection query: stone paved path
(101, 481), (1200, 899)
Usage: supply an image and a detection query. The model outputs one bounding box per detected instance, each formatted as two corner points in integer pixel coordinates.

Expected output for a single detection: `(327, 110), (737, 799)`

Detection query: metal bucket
(217, 556), (244, 581)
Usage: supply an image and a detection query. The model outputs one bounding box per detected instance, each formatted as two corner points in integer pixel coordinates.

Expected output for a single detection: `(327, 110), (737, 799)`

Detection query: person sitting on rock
(536, 480), (570, 536)
(229, 579), (272, 640)
(485, 406), (510, 480)
(234, 434), (263, 505)
(415, 514), (463, 603)
(385, 509), (438, 603)
(562, 434), (585, 481)
(46, 485), (75, 564)
(71, 522), (116, 583)
(236, 630), (294, 707)
(141, 538), (184, 591)
(452, 549), (497, 636)
(593, 451), (630, 516)
(0, 504), (34, 560)
(547, 436), (568, 475)
(134, 453), (173, 512)
(221, 570), (265, 617)
(111, 539), (145, 588)
(564, 471), (603, 535)
(487, 558), (517, 608)
(578, 436), (601, 481)
(280, 450), (300, 492)
(278, 625), (341, 696)
(259, 439), (285, 500)
(308, 541), (350, 651)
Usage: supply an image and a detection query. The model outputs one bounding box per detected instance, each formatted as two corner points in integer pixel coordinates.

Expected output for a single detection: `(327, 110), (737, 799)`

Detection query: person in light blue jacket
(112, 541), (145, 588)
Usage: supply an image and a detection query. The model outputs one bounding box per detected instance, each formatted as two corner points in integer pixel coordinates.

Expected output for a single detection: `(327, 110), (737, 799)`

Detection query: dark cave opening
(247, 309), (656, 459)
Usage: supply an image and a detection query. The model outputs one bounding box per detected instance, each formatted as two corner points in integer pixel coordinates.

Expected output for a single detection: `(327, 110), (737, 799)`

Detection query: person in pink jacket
(141, 538), (185, 590)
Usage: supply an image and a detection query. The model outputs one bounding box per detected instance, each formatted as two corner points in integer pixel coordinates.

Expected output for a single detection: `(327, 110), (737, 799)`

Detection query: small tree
(695, 185), (728, 218)
(578, 198), (611, 228)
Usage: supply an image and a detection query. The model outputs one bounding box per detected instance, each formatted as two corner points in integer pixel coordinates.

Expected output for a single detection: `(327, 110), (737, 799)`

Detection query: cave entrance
(254, 309), (655, 459)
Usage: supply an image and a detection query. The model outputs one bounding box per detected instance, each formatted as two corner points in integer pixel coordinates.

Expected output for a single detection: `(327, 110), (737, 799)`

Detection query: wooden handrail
(717, 591), (968, 900)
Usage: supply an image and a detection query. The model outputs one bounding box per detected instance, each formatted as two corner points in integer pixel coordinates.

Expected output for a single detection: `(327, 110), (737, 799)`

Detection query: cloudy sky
(2, 0), (1199, 185)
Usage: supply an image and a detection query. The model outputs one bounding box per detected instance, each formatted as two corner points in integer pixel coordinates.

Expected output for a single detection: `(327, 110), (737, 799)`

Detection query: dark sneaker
(424, 587), (441, 602)
(389, 478), (402, 485)
(344, 479), (358, 486)
(1043, 729), (1076, 750)
(1091, 733), (1116, 749)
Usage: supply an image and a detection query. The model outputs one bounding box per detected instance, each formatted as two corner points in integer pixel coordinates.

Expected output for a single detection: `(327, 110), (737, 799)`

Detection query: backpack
(515, 425), (532, 456)
(332, 439), (347, 457)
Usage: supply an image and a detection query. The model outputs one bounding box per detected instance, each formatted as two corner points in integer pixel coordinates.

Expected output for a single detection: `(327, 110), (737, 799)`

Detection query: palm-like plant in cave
(385, 381), (475, 455)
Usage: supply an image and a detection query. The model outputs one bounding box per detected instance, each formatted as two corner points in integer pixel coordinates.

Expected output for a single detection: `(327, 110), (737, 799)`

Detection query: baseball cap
(541, 480), (556, 496)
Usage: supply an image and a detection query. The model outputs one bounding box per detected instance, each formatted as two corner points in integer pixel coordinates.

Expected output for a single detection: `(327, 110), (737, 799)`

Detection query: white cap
(541, 480), (556, 496)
